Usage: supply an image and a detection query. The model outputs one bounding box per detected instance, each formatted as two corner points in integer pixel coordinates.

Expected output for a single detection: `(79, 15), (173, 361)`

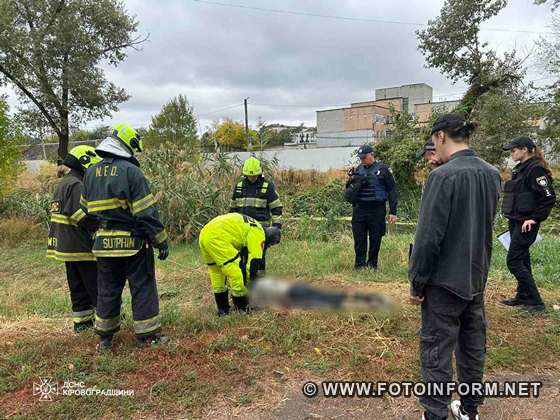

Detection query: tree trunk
(58, 130), (69, 160)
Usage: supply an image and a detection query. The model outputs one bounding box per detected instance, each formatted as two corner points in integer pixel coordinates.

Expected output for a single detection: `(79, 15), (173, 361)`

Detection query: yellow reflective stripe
(271, 214), (282, 223)
(80, 195), (88, 207)
(87, 198), (129, 213)
(92, 249), (140, 257)
(50, 214), (75, 226)
(95, 313), (121, 332)
(154, 230), (168, 244)
(234, 197), (268, 208)
(132, 193), (156, 215)
(70, 208), (86, 224)
(269, 198), (282, 209)
(72, 309), (94, 323)
(46, 250), (96, 261)
(133, 315), (161, 334)
(95, 230), (132, 237)
(261, 182), (269, 193)
(237, 181), (243, 187)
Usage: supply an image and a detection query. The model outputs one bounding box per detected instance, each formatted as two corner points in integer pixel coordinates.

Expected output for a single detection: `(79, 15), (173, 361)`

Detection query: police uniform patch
(536, 176), (548, 187)
(50, 201), (61, 214)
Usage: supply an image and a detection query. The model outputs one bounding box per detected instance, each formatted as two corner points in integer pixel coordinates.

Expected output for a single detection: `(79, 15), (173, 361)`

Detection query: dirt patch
(209, 369), (560, 420)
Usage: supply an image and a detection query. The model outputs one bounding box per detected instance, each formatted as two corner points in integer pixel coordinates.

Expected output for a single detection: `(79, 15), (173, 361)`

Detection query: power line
(192, 0), (557, 35)
(197, 102), (244, 117)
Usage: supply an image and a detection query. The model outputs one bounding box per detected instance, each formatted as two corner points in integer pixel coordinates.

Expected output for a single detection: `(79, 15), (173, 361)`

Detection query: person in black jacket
(409, 113), (501, 420)
(501, 136), (556, 313)
(47, 146), (101, 332)
(82, 124), (170, 351)
(230, 156), (283, 228)
(345, 144), (398, 270)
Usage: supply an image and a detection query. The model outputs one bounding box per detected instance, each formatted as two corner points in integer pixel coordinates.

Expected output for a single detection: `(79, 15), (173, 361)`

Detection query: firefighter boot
(232, 295), (250, 313)
(214, 292), (230, 317)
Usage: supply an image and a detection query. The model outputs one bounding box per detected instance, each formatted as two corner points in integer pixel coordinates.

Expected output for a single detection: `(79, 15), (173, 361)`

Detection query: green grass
(1, 232), (560, 418)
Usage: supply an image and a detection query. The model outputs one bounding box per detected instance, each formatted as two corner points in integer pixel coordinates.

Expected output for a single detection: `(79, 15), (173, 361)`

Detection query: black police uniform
(502, 157), (556, 307)
(346, 161), (398, 269)
(47, 168), (99, 330)
(230, 176), (283, 228)
(82, 153), (168, 340)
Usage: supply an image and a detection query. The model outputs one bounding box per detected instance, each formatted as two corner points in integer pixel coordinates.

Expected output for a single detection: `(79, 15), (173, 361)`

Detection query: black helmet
(265, 226), (281, 247)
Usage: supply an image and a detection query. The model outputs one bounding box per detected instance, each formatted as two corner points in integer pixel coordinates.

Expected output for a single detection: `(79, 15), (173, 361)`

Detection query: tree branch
(101, 33), (150, 54)
(0, 62), (61, 135)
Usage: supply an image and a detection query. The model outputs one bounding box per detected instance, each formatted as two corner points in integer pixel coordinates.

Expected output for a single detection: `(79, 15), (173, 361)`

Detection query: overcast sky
(1, 0), (556, 133)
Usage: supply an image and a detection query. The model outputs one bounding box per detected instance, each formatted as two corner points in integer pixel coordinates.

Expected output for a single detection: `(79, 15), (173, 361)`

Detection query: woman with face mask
(501, 137), (556, 313)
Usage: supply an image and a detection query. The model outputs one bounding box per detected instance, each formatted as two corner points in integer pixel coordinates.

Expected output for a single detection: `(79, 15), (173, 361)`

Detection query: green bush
(141, 146), (240, 242)
(0, 190), (51, 226)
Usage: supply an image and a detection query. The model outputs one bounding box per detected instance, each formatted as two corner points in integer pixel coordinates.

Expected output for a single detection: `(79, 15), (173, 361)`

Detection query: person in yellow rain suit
(199, 213), (281, 315)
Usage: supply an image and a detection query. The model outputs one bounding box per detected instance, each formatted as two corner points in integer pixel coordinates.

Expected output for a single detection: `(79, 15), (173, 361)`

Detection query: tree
(417, 0), (523, 116)
(535, 0), (560, 10)
(374, 110), (424, 192)
(0, 97), (24, 196)
(0, 0), (145, 159)
(470, 89), (541, 165)
(211, 118), (256, 150)
(144, 94), (199, 150)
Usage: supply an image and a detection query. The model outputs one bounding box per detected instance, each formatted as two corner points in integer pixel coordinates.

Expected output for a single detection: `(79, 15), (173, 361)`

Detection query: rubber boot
(232, 295), (250, 313)
(214, 292), (230, 316)
(98, 335), (113, 352)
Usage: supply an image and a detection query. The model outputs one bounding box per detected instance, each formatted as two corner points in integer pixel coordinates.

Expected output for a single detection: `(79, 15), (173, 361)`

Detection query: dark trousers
(420, 286), (486, 419)
(95, 245), (161, 338)
(65, 261), (97, 325)
(507, 220), (543, 305)
(351, 204), (386, 268)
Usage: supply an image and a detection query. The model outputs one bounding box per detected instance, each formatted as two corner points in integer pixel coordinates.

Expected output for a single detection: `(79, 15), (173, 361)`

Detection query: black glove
(156, 240), (169, 260)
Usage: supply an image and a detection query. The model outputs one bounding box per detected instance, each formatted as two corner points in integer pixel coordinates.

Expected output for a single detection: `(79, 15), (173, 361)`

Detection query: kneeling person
(199, 213), (281, 315)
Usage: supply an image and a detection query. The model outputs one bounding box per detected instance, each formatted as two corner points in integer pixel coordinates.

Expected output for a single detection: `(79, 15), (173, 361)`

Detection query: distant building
(315, 83), (461, 148)
(415, 100), (461, 125)
(375, 83), (433, 115)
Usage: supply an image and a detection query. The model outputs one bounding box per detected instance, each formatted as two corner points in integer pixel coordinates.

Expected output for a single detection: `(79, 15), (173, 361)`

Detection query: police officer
(230, 157), (283, 228)
(417, 140), (442, 169)
(82, 124), (170, 350)
(199, 213), (281, 315)
(345, 144), (398, 270)
(47, 146), (101, 332)
(501, 136), (556, 313)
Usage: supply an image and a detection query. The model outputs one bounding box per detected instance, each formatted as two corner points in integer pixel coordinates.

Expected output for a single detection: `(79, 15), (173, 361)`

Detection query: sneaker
(97, 336), (113, 352)
(521, 303), (545, 313)
(451, 400), (479, 420)
(136, 335), (170, 350)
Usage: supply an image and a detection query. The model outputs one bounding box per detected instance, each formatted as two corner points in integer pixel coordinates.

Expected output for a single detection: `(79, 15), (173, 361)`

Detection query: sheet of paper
(498, 231), (542, 251)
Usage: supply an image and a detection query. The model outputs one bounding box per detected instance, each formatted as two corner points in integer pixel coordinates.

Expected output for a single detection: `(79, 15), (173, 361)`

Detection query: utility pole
(244, 97), (251, 151)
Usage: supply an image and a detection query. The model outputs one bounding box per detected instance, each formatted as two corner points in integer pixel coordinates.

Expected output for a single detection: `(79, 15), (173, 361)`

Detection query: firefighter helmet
(67, 145), (101, 170)
(112, 123), (143, 154)
(242, 157), (262, 176)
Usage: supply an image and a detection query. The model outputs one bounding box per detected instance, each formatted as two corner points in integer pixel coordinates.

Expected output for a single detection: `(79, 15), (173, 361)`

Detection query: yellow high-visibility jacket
(199, 213), (265, 280)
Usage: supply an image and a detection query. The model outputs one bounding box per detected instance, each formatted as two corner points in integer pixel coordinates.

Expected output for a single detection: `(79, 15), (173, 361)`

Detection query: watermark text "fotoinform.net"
(301, 381), (543, 399)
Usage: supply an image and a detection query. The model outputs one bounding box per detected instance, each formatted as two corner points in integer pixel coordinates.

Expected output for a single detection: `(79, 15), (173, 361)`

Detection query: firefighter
(47, 146), (101, 332)
(199, 213), (281, 316)
(501, 136), (556, 313)
(82, 124), (170, 350)
(345, 144), (398, 270)
(230, 157), (283, 228)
